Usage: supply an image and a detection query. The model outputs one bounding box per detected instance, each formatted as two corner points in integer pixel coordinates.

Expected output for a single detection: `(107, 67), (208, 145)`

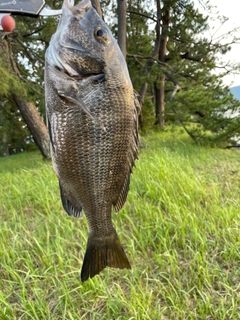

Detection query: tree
(125, 0), (240, 144)
(0, 0), (62, 157)
(154, 2), (170, 128)
(125, 0), (160, 128)
(0, 33), (51, 158)
(117, 0), (127, 58)
(11, 94), (50, 158)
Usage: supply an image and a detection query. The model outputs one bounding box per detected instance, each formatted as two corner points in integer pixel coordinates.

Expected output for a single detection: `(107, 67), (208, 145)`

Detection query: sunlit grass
(0, 128), (239, 319)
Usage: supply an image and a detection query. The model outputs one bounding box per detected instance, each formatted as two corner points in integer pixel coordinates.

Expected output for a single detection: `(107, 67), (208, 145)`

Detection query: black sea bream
(45, 0), (139, 282)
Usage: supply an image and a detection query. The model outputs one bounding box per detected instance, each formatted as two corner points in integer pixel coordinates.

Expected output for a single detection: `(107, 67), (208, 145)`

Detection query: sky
(196, 0), (240, 88)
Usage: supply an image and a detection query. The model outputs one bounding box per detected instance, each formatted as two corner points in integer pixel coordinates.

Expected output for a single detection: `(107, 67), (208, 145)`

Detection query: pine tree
(125, 0), (240, 144)
(0, 3), (60, 157)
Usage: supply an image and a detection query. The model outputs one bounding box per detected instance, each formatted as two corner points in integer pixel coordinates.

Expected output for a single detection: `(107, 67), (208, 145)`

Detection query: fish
(44, 0), (140, 282)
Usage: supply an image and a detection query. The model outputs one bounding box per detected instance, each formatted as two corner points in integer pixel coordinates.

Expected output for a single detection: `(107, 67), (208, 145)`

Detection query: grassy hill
(0, 129), (239, 319)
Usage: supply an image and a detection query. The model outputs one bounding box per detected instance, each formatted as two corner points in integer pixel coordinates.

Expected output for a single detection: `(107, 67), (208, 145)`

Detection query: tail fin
(80, 231), (131, 282)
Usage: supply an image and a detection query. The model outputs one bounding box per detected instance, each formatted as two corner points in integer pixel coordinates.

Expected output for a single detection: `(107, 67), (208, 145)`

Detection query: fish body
(45, 0), (139, 282)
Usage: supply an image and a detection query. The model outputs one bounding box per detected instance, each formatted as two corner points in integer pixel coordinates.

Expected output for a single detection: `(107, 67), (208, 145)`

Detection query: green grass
(0, 129), (239, 319)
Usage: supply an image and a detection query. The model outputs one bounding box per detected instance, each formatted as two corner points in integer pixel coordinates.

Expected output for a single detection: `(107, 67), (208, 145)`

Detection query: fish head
(46, 0), (127, 80)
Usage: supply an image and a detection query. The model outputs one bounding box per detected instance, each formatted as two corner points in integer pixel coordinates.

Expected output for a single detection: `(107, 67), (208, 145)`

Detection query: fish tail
(80, 230), (131, 282)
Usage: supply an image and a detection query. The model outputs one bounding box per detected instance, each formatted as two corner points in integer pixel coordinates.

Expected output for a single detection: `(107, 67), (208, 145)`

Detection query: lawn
(0, 129), (239, 319)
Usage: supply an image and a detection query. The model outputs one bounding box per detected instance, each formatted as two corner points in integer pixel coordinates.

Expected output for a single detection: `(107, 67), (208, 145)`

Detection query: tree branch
(15, 38), (44, 64)
(180, 52), (203, 62)
(21, 25), (47, 38)
(127, 10), (158, 23)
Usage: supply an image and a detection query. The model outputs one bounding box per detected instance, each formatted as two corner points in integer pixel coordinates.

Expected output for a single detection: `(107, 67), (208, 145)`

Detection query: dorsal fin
(113, 93), (140, 213)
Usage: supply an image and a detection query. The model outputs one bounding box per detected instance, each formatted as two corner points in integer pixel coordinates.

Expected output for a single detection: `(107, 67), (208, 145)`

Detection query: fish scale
(45, 0), (139, 282)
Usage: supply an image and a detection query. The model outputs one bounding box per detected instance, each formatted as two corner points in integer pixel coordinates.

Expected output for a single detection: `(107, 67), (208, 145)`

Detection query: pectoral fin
(58, 87), (106, 131)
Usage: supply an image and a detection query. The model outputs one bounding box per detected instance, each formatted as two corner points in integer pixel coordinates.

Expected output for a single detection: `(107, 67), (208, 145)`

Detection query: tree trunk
(154, 76), (165, 128)
(11, 94), (51, 159)
(137, 0), (161, 128)
(91, 0), (102, 17)
(117, 0), (127, 59)
(154, 6), (170, 128)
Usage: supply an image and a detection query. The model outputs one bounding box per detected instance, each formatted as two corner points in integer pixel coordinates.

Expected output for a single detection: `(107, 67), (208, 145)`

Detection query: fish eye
(94, 28), (107, 41)
(96, 29), (103, 37)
